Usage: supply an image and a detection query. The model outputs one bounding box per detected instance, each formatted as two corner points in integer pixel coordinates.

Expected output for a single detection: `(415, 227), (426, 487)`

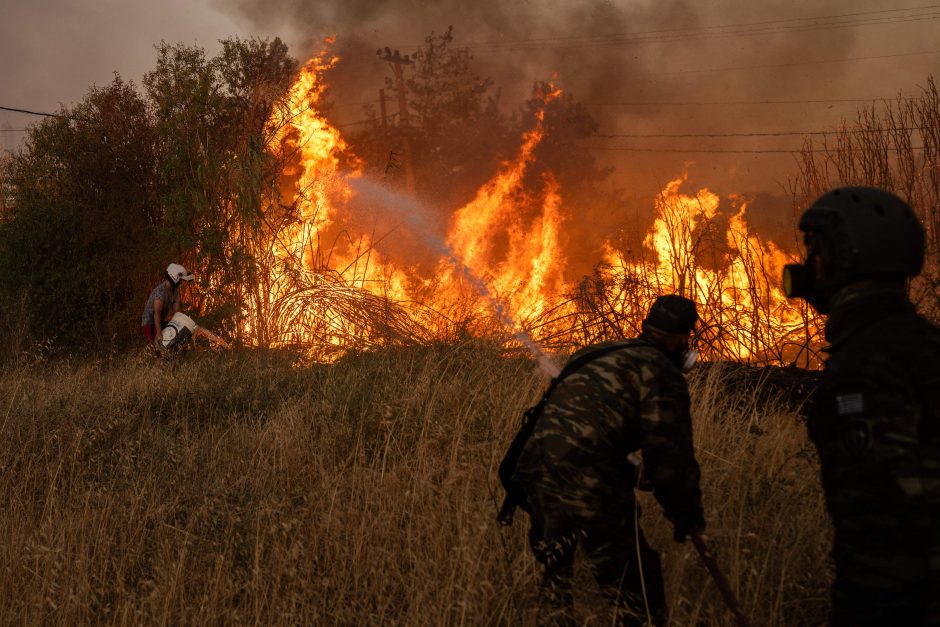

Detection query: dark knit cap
(643, 295), (699, 334)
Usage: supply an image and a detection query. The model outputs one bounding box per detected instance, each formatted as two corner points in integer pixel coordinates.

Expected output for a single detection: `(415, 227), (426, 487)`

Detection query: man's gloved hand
(672, 515), (705, 543)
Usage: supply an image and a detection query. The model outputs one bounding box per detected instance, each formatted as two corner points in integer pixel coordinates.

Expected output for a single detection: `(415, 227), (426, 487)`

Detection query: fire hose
(691, 534), (753, 627)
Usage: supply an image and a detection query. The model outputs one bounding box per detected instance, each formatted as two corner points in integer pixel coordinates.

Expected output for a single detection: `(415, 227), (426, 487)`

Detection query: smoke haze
(210, 0), (938, 236)
(3, 0), (937, 248)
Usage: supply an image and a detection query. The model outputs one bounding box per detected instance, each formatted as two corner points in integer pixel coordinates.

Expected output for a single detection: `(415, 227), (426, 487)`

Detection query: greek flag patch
(836, 393), (865, 416)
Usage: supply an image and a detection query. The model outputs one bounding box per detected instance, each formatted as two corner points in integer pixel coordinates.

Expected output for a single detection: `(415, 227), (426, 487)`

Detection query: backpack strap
(541, 339), (643, 409)
(496, 338), (643, 526)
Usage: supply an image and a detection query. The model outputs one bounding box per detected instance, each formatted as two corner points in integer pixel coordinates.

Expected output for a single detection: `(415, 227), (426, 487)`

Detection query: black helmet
(783, 187), (925, 312)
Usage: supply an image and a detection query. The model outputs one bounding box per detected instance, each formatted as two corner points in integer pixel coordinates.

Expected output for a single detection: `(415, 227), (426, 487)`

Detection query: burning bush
(245, 43), (821, 366)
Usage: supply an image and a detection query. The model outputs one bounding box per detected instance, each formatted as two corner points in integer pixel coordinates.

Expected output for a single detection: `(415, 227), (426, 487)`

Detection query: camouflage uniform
(513, 337), (704, 626)
(807, 283), (940, 626)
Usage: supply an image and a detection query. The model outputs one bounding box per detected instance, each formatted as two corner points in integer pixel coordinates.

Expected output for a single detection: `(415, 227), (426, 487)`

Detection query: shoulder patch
(835, 392), (865, 415)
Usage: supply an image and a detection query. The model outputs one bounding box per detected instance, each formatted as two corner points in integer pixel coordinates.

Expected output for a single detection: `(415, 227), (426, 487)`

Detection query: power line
(662, 49), (940, 75)
(468, 9), (940, 51)
(580, 144), (927, 154)
(0, 105), (90, 122)
(461, 4), (940, 49)
(594, 126), (928, 139)
(585, 97), (894, 107)
(481, 14), (940, 57)
(531, 13), (940, 50)
(334, 117), (379, 129)
(584, 146), (803, 154)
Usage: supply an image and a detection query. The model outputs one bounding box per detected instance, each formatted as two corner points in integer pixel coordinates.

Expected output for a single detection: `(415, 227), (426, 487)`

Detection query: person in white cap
(140, 263), (194, 346)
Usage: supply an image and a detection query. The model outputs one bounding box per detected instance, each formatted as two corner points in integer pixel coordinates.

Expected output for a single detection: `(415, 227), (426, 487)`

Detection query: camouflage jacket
(808, 283), (940, 542)
(513, 337), (704, 528)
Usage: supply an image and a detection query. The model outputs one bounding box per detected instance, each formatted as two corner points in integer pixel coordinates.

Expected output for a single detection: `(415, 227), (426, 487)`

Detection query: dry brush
(0, 346), (829, 625)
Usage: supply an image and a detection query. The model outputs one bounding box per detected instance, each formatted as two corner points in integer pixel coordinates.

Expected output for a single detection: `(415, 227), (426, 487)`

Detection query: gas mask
(669, 336), (699, 373)
(782, 236), (833, 314)
(679, 347), (699, 373)
(782, 260), (814, 299)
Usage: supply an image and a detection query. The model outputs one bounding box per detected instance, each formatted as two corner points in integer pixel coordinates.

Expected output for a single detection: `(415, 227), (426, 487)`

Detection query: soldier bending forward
(513, 295), (706, 626)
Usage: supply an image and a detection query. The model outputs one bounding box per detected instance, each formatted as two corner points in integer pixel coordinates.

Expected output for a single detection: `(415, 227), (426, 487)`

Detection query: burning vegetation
(241, 41), (820, 366)
(2, 32), (937, 363)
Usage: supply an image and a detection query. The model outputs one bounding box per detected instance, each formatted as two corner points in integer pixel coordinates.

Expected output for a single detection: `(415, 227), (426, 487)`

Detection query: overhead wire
(459, 4), (940, 49)
(4, 6), (933, 154)
(466, 8), (940, 51)
(579, 145), (927, 154)
(585, 98), (897, 107)
(660, 49), (940, 75)
(0, 105), (90, 122)
(501, 15), (940, 52)
(594, 126), (928, 138)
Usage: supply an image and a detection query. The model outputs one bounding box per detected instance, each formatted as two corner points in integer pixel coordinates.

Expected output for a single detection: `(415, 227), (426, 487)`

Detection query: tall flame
(596, 178), (817, 363)
(246, 45), (820, 366)
(442, 82), (567, 321)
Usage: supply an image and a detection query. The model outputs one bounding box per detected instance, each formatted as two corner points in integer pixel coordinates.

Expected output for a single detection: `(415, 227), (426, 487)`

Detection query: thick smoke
(213, 0), (938, 246)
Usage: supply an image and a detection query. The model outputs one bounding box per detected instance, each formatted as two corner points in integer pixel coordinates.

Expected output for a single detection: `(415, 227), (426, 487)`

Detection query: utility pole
(376, 47), (416, 194)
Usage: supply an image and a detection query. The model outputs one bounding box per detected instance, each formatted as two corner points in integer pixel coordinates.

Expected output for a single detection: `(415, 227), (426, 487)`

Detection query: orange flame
(248, 48), (819, 365)
(597, 176), (817, 363)
(442, 82), (566, 321)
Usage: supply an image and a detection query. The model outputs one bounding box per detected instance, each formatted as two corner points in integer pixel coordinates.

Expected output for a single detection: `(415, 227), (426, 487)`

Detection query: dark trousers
(529, 503), (666, 627)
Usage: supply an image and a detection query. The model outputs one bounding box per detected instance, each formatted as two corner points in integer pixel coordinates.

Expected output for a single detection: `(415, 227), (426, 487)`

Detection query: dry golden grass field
(0, 345), (831, 625)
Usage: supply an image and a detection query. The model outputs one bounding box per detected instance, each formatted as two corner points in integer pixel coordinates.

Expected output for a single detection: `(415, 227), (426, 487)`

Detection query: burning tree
(144, 37), (299, 340)
(350, 27), (508, 211)
(241, 44), (431, 356)
(246, 42), (820, 366)
(545, 180), (821, 366)
(0, 33), (825, 364)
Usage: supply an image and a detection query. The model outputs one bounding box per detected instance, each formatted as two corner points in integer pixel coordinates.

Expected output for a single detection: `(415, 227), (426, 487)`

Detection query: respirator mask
(782, 260), (814, 300)
(783, 232), (819, 298)
(679, 347), (699, 373)
(674, 332), (699, 373)
(782, 234), (832, 313)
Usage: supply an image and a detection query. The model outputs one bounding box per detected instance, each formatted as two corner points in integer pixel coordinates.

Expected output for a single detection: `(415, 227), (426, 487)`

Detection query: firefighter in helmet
(512, 295), (705, 626)
(783, 186), (940, 625)
(141, 263), (193, 347)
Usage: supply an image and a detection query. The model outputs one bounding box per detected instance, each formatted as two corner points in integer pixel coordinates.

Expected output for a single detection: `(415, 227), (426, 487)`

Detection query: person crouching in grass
(141, 262), (193, 348)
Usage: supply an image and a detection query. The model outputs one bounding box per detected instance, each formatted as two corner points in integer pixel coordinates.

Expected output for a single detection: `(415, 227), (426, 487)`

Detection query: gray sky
(2, 0), (939, 209)
(0, 0), (252, 140)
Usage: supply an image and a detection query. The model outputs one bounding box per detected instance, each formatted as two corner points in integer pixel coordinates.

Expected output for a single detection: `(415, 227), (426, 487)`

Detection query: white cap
(166, 263), (194, 284)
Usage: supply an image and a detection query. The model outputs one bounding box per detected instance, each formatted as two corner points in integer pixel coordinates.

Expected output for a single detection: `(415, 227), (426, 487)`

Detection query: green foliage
(0, 28), (621, 354)
(144, 38), (298, 334)
(0, 38), (297, 352)
(0, 77), (159, 349)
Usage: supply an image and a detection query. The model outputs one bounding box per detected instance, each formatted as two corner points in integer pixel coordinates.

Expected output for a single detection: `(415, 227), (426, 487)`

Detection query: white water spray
(347, 176), (561, 378)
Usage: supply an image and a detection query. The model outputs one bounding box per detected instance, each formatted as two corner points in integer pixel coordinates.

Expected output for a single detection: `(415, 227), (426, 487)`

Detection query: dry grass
(0, 345), (830, 625)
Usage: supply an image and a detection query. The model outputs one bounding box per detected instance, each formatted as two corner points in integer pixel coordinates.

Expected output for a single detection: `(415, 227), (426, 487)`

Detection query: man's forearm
(153, 303), (163, 343)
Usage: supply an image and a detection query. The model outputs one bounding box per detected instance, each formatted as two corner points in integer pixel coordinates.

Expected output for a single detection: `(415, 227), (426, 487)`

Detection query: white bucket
(160, 312), (197, 350)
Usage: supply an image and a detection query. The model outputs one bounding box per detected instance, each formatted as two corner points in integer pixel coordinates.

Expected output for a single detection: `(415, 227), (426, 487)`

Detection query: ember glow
(246, 43), (822, 366)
